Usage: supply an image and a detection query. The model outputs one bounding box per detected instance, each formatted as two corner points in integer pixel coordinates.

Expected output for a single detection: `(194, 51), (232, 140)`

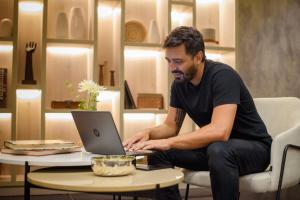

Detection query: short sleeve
(212, 69), (241, 107)
(170, 82), (183, 108)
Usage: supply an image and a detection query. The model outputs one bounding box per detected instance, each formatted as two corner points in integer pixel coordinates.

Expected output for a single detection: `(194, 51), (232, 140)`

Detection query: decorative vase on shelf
(0, 18), (13, 37)
(110, 70), (115, 86)
(99, 63), (104, 86)
(69, 7), (86, 40)
(147, 19), (160, 43)
(55, 12), (68, 39)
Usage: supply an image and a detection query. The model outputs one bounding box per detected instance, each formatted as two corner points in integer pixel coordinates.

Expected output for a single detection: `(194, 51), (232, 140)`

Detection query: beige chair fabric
(184, 97), (300, 194)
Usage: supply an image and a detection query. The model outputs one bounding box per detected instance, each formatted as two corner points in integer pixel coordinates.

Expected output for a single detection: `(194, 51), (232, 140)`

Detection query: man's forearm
(149, 123), (177, 140)
(168, 124), (228, 149)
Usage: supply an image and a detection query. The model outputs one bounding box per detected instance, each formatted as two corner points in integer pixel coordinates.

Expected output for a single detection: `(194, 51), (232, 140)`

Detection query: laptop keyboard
(125, 149), (154, 156)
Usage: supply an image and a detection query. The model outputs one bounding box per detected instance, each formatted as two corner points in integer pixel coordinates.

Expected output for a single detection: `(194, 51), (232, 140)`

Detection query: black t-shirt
(170, 60), (272, 147)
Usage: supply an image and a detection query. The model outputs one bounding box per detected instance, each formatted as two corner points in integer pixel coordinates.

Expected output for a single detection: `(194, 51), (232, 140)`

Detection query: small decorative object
(124, 80), (136, 109)
(0, 18), (13, 37)
(22, 42), (37, 85)
(98, 61), (107, 86)
(0, 68), (7, 108)
(137, 93), (163, 109)
(201, 28), (219, 44)
(91, 155), (135, 176)
(70, 7), (86, 39)
(55, 12), (68, 39)
(109, 70), (115, 86)
(51, 100), (80, 109)
(147, 19), (160, 43)
(78, 80), (105, 111)
(125, 21), (146, 43)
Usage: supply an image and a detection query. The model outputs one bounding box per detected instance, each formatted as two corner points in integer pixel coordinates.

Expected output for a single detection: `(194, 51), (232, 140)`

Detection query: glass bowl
(91, 155), (135, 176)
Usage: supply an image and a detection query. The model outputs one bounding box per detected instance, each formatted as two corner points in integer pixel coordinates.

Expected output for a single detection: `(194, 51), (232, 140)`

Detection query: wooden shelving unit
(0, 0), (236, 186)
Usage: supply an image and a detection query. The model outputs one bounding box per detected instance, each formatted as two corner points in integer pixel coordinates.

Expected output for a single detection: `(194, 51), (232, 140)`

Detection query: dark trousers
(148, 139), (271, 200)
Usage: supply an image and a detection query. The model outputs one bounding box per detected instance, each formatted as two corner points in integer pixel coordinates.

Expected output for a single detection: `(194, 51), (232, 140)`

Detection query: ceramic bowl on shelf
(91, 155), (136, 176)
(125, 20), (146, 43)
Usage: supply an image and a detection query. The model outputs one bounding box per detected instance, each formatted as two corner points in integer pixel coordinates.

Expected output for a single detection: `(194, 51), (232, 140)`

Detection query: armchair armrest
(270, 122), (300, 191)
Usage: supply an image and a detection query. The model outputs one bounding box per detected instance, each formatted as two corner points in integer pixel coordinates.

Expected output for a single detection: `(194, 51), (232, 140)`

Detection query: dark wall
(237, 0), (300, 97)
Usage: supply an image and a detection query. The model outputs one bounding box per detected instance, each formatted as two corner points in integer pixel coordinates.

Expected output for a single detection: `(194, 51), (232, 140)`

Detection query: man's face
(165, 44), (200, 83)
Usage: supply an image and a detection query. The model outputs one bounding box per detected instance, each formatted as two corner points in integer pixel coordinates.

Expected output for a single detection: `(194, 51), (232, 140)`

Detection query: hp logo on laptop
(93, 129), (101, 137)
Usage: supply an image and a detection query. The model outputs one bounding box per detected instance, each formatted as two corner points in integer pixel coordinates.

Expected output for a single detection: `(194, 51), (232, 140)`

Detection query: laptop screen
(71, 111), (126, 155)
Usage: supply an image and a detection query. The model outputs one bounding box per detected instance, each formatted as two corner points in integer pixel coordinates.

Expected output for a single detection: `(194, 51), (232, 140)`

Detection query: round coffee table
(27, 166), (184, 199)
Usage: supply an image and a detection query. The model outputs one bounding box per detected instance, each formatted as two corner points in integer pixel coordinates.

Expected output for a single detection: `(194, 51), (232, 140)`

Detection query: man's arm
(168, 104), (237, 149)
(123, 106), (186, 150)
(149, 107), (186, 139)
(134, 104), (237, 151)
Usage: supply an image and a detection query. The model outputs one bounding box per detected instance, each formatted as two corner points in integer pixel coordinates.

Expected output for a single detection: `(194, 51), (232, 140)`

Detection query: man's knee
(207, 142), (235, 170)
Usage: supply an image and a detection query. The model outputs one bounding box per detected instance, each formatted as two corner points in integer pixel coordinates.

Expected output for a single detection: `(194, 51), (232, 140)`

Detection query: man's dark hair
(163, 26), (206, 62)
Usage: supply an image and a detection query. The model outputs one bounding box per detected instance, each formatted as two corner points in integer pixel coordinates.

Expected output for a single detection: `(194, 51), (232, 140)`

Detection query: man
(123, 26), (272, 200)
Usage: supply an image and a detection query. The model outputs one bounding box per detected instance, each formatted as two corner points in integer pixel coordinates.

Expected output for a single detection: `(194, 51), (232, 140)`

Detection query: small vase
(110, 70), (115, 86)
(89, 94), (97, 111)
(69, 7), (86, 39)
(99, 64), (104, 86)
(147, 19), (160, 43)
(56, 12), (68, 39)
(0, 18), (13, 37)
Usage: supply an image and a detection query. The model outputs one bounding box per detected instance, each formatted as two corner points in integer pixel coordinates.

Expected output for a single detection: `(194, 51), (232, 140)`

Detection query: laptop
(71, 111), (153, 156)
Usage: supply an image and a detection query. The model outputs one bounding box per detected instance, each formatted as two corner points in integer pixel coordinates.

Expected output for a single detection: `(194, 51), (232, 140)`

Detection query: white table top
(0, 151), (145, 167)
(0, 151), (96, 166)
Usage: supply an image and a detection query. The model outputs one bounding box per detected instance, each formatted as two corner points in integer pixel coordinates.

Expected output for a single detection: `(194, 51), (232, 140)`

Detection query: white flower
(78, 80), (105, 95)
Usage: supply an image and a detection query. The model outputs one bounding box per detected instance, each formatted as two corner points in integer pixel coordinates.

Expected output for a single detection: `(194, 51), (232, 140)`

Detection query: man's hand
(123, 129), (150, 151)
(131, 139), (172, 151)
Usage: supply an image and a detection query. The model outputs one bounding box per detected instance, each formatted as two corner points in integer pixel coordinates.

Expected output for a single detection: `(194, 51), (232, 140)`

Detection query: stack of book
(1, 140), (81, 156)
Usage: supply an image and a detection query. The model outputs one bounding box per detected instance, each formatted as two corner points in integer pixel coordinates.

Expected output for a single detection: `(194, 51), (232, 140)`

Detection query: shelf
(125, 42), (162, 48)
(47, 39), (94, 45)
(124, 109), (168, 114)
(171, 1), (194, 7)
(206, 45), (235, 52)
(45, 109), (75, 113)
(16, 85), (41, 90)
(0, 108), (12, 113)
(0, 37), (14, 42)
(101, 86), (120, 91)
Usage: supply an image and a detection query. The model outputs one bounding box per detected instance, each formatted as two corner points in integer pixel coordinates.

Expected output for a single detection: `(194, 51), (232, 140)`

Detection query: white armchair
(184, 97), (300, 200)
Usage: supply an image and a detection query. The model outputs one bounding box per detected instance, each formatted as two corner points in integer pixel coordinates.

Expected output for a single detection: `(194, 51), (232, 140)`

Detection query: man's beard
(172, 64), (197, 83)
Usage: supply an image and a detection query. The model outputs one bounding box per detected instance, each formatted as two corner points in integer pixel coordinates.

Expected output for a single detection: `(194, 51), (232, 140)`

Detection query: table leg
(154, 184), (160, 200)
(24, 161), (30, 200)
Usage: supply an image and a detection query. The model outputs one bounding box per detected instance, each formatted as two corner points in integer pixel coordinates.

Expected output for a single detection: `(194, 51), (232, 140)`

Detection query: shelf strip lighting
(124, 113), (155, 121)
(19, 1), (43, 12)
(98, 6), (113, 17)
(124, 50), (160, 58)
(97, 6), (120, 17)
(197, 0), (220, 5)
(16, 89), (41, 100)
(0, 113), (11, 119)
(171, 11), (189, 24)
(97, 91), (119, 102)
(206, 53), (222, 60)
(45, 113), (73, 121)
(0, 45), (13, 52)
(47, 47), (91, 55)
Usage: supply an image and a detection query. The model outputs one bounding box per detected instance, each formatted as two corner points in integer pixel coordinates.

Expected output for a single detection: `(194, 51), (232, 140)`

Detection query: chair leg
(275, 144), (300, 200)
(185, 184), (190, 200)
